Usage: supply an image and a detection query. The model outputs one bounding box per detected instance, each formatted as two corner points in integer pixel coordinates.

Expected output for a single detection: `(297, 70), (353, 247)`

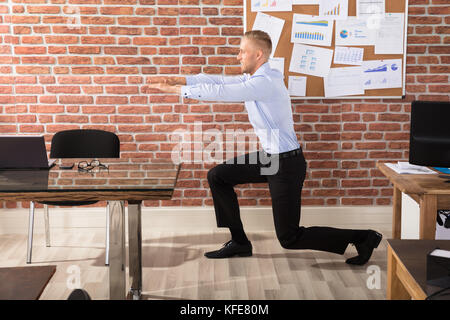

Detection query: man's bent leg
(205, 152), (267, 258)
(207, 152), (267, 228)
(268, 153), (357, 255)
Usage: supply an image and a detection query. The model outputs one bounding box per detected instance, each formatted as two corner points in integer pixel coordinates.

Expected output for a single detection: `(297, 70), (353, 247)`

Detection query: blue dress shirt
(181, 62), (300, 154)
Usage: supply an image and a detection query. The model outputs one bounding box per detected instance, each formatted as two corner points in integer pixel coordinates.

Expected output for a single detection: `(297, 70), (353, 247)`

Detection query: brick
(417, 75), (448, 83)
(408, 16), (442, 24)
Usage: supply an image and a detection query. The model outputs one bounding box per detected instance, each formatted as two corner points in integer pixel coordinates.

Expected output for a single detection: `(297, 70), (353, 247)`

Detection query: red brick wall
(0, 0), (449, 209)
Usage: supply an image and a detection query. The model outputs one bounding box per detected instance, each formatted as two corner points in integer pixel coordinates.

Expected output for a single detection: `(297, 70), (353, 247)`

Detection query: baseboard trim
(0, 205), (392, 235)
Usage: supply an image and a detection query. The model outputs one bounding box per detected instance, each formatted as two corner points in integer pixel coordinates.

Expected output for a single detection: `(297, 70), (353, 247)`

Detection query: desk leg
(108, 201), (126, 300)
(128, 201), (142, 300)
(419, 195), (437, 240)
(387, 245), (410, 300)
(392, 187), (402, 239)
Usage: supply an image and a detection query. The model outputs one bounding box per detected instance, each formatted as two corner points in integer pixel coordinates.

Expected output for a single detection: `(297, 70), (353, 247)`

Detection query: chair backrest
(49, 129), (120, 159)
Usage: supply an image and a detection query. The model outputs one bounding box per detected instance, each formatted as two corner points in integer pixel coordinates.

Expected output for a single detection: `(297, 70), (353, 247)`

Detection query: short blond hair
(243, 30), (272, 59)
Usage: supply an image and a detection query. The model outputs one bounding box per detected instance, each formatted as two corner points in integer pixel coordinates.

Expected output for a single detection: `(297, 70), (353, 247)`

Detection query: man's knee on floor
(276, 229), (304, 249)
(277, 235), (296, 249)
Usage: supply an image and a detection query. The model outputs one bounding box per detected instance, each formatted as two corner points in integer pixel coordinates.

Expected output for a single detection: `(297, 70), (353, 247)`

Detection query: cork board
(245, 0), (408, 99)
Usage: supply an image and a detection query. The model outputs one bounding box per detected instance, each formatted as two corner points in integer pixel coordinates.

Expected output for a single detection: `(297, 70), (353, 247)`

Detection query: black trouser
(207, 149), (356, 255)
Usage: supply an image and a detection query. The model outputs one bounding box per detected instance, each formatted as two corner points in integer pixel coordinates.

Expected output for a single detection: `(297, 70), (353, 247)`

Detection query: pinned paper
(324, 67), (364, 97)
(269, 57), (285, 75)
(335, 17), (376, 46)
(289, 43), (333, 77)
(291, 14), (334, 47)
(362, 59), (402, 90)
(319, 0), (348, 20)
(288, 76), (307, 96)
(375, 13), (405, 54)
(293, 0), (319, 3)
(252, 12), (285, 57)
(251, 0), (292, 12)
(334, 46), (364, 65)
(357, 0), (385, 18)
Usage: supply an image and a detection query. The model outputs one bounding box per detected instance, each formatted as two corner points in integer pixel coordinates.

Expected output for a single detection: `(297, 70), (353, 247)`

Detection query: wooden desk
(387, 239), (450, 300)
(377, 162), (450, 239)
(0, 159), (180, 300)
(0, 265), (56, 300)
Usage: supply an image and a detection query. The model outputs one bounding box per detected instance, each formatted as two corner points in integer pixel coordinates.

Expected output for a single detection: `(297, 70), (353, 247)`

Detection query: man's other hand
(143, 83), (181, 94)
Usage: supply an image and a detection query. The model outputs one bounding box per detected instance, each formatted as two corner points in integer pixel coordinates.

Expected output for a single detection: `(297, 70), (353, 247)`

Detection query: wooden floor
(0, 225), (390, 300)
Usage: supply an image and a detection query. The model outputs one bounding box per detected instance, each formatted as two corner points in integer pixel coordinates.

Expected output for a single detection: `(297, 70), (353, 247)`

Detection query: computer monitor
(409, 100), (450, 168)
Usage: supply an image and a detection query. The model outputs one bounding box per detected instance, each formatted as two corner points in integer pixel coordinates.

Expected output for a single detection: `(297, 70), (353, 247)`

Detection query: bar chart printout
(291, 14), (333, 47)
(319, 0), (348, 20)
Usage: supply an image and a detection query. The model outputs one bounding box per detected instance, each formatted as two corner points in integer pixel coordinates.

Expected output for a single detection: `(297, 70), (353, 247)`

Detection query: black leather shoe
(345, 230), (382, 266)
(204, 240), (252, 259)
(67, 288), (92, 300)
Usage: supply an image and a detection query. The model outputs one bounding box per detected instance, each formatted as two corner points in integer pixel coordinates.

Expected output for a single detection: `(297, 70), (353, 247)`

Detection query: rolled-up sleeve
(181, 75), (274, 102)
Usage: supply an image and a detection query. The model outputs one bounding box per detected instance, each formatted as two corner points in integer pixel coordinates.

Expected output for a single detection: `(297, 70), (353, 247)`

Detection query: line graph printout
(291, 14), (334, 47)
(319, 0), (348, 20)
(362, 59), (402, 90)
(251, 0), (292, 12)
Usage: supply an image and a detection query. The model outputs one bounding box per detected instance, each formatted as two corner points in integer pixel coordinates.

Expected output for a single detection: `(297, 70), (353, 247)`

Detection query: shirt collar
(250, 62), (270, 78)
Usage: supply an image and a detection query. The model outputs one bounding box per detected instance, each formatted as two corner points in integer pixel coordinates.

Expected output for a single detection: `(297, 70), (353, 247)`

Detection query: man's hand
(144, 83), (181, 95)
(165, 77), (186, 86)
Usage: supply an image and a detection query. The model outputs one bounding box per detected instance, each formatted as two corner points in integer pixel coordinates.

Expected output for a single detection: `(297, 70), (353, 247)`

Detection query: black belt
(264, 148), (302, 159)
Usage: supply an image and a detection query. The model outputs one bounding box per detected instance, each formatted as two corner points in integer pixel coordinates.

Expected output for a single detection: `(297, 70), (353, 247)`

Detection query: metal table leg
(127, 201), (142, 300)
(108, 200), (126, 300)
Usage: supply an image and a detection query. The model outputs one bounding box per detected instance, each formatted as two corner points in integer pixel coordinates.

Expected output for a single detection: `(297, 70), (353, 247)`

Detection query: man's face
(237, 38), (260, 75)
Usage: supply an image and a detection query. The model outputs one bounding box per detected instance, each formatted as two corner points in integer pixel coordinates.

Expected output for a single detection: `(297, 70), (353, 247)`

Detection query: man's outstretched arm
(146, 75), (274, 103)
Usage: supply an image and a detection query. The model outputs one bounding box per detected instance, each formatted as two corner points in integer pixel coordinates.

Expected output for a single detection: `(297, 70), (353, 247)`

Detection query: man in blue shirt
(147, 30), (382, 265)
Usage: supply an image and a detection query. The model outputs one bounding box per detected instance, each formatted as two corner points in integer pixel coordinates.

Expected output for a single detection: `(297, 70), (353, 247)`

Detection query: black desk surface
(388, 239), (450, 299)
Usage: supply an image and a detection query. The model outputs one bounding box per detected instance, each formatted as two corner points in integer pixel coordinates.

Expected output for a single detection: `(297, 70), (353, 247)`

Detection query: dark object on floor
(67, 288), (92, 300)
(346, 230), (383, 265)
(204, 240), (253, 259)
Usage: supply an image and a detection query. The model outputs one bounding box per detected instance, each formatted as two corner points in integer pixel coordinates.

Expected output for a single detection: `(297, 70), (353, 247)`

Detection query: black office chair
(27, 129), (120, 265)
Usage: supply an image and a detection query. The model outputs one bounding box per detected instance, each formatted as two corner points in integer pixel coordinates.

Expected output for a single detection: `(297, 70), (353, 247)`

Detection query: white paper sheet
(335, 17), (376, 46)
(291, 14), (334, 47)
(334, 46), (364, 65)
(289, 43), (333, 77)
(288, 76), (307, 96)
(319, 0), (348, 20)
(357, 0), (385, 17)
(252, 12), (285, 57)
(293, 0), (319, 4)
(324, 67), (364, 97)
(375, 13), (405, 54)
(362, 59), (402, 90)
(251, 0), (292, 12)
(385, 162), (436, 175)
(269, 57), (285, 75)
(430, 249), (450, 259)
